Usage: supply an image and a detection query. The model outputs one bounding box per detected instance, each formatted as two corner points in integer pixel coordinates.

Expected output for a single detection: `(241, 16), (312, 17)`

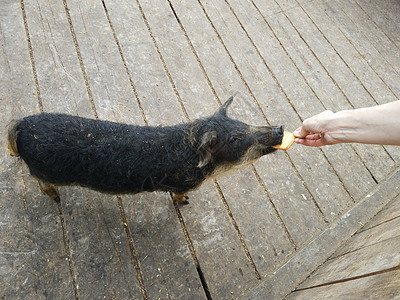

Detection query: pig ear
(197, 131), (218, 168)
(215, 96), (233, 117)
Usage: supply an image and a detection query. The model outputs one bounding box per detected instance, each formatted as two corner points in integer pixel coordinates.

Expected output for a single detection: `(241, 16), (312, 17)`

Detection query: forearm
(327, 100), (400, 145)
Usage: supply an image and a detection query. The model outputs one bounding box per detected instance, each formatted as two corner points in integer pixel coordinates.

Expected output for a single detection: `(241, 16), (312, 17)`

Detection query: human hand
(293, 110), (338, 147)
(294, 101), (400, 147)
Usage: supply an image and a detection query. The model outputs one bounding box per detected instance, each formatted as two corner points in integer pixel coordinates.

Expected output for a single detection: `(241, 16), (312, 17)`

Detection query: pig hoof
(172, 193), (190, 204)
(54, 196), (61, 203)
(36, 179), (60, 201)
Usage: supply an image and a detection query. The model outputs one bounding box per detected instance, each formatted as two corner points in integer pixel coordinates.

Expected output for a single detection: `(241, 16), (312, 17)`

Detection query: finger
(295, 138), (326, 147)
(294, 133), (321, 142)
(293, 126), (310, 138)
(304, 133), (322, 140)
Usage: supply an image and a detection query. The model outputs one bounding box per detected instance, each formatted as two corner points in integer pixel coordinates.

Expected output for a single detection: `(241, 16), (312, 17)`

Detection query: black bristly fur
(15, 114), (213, 195)
(8, 97), (284, 200)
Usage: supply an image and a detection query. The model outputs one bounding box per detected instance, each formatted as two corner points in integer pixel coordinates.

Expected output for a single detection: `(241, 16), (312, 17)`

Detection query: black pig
(7, 97), (283, 203)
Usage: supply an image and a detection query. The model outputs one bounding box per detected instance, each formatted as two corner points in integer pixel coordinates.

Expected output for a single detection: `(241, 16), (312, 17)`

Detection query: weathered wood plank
(297, 235), (400, 290)
(332, 214), (400, 259)
(286, 268), (400, 300)
(23, 0), (92, 115)
(102, 0), (186, 127)
(351, 0), (400, 72)
(284, 5), (374, 108)
(303, 0), (398, 105)
(243, 168), (400, 299)
(61, 188), (143, 299)
(123, 192), (206, 299)
(1, 1), (75, 299)
(273, 0), (298, 12)
(0, 32), (37, 295)
(323, 0), (400, 99)
(360, 193), (400, 232)
(66, 0), (145, 124)
(180, 182), (260, 298)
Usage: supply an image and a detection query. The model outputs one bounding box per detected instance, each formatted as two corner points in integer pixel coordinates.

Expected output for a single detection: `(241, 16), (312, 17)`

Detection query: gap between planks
(117, 197), (149, 299)
(20, 0), (43, 112)
(293, 264), (400, 293)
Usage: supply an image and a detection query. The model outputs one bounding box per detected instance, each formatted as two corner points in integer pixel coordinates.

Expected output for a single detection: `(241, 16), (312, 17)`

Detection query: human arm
(293, 100), (400, 147)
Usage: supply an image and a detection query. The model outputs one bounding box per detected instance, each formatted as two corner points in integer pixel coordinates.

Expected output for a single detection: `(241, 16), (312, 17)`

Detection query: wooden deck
(1, 0), (399, 299)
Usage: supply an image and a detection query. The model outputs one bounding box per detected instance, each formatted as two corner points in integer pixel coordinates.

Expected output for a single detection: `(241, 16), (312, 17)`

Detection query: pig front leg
(171, 192), (189, 204)
(35, 177), (60, 202)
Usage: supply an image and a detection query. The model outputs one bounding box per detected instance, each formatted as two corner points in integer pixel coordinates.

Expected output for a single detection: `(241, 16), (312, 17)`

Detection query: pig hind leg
(6, 120), (20, 157)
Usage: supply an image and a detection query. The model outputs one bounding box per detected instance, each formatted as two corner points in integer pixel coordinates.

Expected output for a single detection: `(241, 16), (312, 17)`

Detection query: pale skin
(294, 100), (400, 147)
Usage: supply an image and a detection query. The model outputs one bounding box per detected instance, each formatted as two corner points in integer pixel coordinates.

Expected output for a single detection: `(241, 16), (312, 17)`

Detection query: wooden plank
(139, 0), (297, 280)
(102, 0), (186, 127)
(1, 1), (75, 299)
(297, 235), (400, 290)
(360, 0), (400, 49)
(332, 215), (400, 258)
(23, 0), (91, 115)
(350, 0), (400, 72)
(322, 0), (400, 99)
(0, 24), (37, 294)
(123, 192), (206, 299)
(243, 168), (400, 299)
(302, 0), (398, 105)
(286, 268), (400, 300)
(283, 5), (373, 108)
(273, 0), (298, 12)
(218, 168), (296, 273)
(23, 0), (145, 298)
(133, 0), (219, 120)
(66, 0), (144, 124)
(360, 193), (400, 232)
(180, 182), (261, 298)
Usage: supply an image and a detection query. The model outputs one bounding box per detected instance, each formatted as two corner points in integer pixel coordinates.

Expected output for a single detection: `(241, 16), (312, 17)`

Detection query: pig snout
(250, 125), (283, 147)
(271, 125), (284, 144)
(266, 125), (284, 146)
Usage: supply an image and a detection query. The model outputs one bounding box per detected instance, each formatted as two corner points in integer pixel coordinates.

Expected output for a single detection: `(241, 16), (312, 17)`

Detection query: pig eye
(228, 136), (240, 144)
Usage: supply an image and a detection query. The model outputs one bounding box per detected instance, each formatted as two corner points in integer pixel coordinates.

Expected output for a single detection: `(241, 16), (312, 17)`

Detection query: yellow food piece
(272, 131), (295, 150)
